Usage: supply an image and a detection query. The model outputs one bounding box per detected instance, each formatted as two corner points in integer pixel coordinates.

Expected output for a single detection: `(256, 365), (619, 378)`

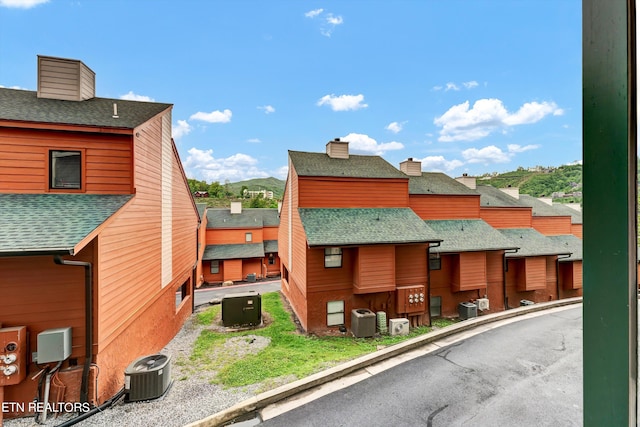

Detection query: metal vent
(124, 354), (172, 402)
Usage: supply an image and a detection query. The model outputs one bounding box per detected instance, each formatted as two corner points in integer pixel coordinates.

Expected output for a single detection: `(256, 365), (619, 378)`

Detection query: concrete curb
(184, 297), (582, 427)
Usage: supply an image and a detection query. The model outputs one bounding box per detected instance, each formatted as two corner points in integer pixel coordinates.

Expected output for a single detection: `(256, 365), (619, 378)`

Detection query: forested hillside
(478, 164), (582, 203)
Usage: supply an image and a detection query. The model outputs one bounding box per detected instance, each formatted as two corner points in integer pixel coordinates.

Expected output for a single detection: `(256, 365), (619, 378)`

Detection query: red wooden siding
(396, 245), (428, 286)
(429, 255), (482, 317)
(560, 261), (583, 290)
(353, 246), (396, 294)
(571, 224), (583, 238)
(409, 195), (480, 219)
(452, 252), (487, 292)
(203, 260), (224, 283)
(0, 243), (94, 410)
(307, 247), (355, 293)
(263, 226), (278, 241)
(242, 259), (262, 279)
(298, 177), (409, 207)
(484, 251), (505, 313)
(223, 259), (243, 282)
(207, 228), (264, 244)
(0, 127), (133, 194)
(522, 257), (546, 291)
(480, 207), (532, 228)
(196, 209), (207, 287)
(532, 217), (572, 235)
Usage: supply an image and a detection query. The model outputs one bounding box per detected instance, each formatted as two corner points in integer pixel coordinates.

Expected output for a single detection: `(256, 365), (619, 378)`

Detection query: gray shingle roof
(425, 220), (519, 253)
(498, 228), (572, 257)
(476, 185), (527, 207)
(206, 208), (279, 228)
(202, 243), (265, 260)
(0, 193), (132, 255)
(298, 208), (441, 246)
(551, 203), (583, 224)
(264, 240), (278, 254)
(289, 150), (407, 179)
(0, 88), (171, 129)
(408, 173), (478, 195)
(196, 203), (207, 219)
(518, 194), (570, 217)
(548, 235), (583, 261)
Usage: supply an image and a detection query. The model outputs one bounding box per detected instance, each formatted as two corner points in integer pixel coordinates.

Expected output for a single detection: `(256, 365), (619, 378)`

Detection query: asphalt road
(194, 280), (281, 307)
(259, 306), (583, 427)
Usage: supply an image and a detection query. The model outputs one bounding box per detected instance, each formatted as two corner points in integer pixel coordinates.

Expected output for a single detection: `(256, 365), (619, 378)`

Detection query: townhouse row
(277, 139), (583, 334)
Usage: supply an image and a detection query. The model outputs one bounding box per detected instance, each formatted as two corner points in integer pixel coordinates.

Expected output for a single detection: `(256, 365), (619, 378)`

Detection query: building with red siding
(0, 56), (199, 421)
(202, 202), (280, 284)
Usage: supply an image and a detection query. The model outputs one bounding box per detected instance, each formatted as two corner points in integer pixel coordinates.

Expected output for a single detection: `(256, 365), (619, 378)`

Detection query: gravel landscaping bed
(4, 305), (268, 427)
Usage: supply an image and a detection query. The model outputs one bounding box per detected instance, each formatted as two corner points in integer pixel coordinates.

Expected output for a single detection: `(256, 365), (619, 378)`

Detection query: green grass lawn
(187, 292), (455, 389)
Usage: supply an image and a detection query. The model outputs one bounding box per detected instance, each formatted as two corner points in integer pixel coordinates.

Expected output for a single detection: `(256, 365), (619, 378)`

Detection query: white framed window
(327, 300), (344, 326)
(246, 232), (253, 242)
(324, 247), (342, 268)
(210, 260), (219, 274)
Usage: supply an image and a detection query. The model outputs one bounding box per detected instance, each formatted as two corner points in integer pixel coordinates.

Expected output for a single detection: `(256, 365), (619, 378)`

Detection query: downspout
(53, 256), (92, 404)
(556, 254), (572, 301)
(503, 249), (519, 310)
(426, 242), (441, 327)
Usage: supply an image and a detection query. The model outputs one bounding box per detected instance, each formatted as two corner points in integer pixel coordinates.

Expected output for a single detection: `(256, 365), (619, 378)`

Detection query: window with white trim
(246, 232), (253, 242)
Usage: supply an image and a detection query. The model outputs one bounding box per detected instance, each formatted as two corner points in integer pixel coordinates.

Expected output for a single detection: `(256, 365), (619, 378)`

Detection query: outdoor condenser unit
(351, 309), (376, 338)
(389, 318), (409, 336)
(458, 302), (478, 320)
(124, 354), (172, 402)
(222, 292), (262, 327)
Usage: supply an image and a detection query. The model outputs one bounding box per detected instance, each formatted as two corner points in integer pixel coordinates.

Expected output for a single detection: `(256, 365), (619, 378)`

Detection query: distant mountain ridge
(226, 177), (285, 199)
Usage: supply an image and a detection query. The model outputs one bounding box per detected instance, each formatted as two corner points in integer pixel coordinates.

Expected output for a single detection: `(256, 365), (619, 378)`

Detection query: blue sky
(0, 0), (581, 183)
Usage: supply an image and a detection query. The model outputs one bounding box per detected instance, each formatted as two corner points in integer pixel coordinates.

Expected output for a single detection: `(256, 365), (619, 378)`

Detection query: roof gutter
(53, 256), (92, 404)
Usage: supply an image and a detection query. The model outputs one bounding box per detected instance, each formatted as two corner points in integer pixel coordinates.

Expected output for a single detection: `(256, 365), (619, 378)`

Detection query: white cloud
(258, 105), (275, 114)
(190, 109), (232, 123)
(341, 133), (404, 155)
(326, 13), (343, 25)
(434, 98), (563, 142)
(385, 121), (404, 134)
(0, 84), (28, 90)
(445, 82), (459, 91)
(0, 0), (48, 7)
(432, 86), (443, 91)
(247, 138), (261, 143)
(317, 94), (367, 111)
(305, 8), (323, 18)
(433, 81), (479, 91)
(507, 143), (540, 153)
(172, 120), (191, 140)
(419, 156), (464, 172)
(462, 145), (511, 164)
(182, 148), (269, 182)
(463, 81), (479, 89)
(120, 91), (155, 102)
(274, 165), (289, 180)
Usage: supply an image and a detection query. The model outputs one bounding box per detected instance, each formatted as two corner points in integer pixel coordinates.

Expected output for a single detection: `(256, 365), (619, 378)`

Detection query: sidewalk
(185, 297), (582, 427)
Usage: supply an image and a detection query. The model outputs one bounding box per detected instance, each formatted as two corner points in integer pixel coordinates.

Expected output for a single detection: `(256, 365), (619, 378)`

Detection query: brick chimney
(399, 158), (422, 176)
(326, 138), (349, 159)
(499, 185), (520, 199)
(37, 55), (95, 101)
(455, 173), (476, 189)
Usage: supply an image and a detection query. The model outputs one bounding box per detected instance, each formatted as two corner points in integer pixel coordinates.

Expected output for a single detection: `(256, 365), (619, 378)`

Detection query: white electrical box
(389, 318), (409, 336)
(37, 327), (72, 363)
(477, 298), (490, 311)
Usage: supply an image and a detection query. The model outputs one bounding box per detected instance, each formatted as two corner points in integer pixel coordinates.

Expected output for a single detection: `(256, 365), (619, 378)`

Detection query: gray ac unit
(458, 302), (477, 320)
(124, 354), (172, 402)
(351, 309), (376, 338)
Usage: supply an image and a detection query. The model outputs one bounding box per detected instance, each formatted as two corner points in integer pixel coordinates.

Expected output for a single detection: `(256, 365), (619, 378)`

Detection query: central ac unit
(389, 318), (409, 336)
(124, 354), (172, 402)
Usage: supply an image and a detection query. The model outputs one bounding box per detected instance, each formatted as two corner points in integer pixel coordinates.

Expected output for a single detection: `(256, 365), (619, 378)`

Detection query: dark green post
(583, 0), (637, 425)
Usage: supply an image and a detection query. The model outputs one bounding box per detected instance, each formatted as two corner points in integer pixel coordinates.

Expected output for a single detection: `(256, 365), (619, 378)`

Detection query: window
(246, 232), (252, 242)
(324, 247), (342, 268)
(327, 300), (344, 326)
(175, 278), (190, 309)
(50, 150), (81, 189)
(429, 252), (441, 270)
(268, 253), (275, 265)
(210, 260), (219, 274)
